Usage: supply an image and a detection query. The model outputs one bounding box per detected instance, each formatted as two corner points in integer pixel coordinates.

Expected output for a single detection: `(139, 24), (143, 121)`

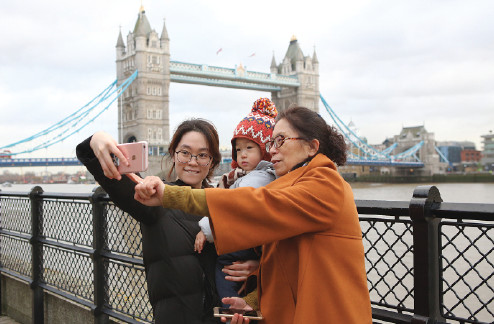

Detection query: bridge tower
(270, 36), (320, 112)
(116, 6), (170, 158)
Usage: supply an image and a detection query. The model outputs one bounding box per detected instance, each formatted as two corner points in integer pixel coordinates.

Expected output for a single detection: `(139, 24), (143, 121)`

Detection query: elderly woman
(132, 107), (372, 324)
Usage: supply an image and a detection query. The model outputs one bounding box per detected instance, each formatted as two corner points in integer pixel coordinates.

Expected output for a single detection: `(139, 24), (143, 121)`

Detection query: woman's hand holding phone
(214, 297), (261, 323)
(90, 131), (129, 180)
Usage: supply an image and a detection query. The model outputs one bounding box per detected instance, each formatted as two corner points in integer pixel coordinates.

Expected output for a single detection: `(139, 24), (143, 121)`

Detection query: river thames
(2, 182), (493, 203)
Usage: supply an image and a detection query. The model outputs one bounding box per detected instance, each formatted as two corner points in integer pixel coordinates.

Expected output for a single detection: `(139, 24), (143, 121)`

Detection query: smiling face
(235, 138), (263, 171)
(269, 118), (317, 177)
(173, 131), (212, 188)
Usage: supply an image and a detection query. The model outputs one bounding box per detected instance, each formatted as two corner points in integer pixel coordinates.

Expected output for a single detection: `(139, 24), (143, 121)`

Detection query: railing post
(29, 185), (44, 324)
(409, 185), (446, 324)
(90, 187), (109, 324)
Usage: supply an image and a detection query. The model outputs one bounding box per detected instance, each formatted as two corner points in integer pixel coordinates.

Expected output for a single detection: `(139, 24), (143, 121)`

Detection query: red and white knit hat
(231, 98), (278, 168)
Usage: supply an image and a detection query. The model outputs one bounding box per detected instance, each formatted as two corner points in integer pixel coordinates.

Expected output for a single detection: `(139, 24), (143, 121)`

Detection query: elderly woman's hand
(223, 259), (260, 282)
(130, 175), (165, 206)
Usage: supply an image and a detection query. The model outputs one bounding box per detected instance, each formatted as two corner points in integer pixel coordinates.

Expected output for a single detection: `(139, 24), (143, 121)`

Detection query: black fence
(0, 185), (493, 324)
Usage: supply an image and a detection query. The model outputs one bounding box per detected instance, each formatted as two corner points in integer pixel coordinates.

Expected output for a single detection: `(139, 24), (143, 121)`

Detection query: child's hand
(195, 231), (206, 253)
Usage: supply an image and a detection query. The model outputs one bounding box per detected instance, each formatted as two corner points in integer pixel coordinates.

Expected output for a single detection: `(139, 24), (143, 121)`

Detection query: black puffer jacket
(77, 137), (220, 324)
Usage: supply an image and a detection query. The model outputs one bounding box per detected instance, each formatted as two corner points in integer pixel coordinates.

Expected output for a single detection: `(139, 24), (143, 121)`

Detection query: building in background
(481, 131), (494, 171)
(392, 126), (445, 176)
(436, 143), (462, 164)
(436, 140), (481, 172)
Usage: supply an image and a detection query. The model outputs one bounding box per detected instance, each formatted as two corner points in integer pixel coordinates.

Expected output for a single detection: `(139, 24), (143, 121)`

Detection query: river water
(3, 182), (494, 203)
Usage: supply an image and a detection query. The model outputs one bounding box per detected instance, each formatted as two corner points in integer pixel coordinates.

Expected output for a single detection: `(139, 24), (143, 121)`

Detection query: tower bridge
(1, 6), (446, 175)
(115, 7), (319, 156)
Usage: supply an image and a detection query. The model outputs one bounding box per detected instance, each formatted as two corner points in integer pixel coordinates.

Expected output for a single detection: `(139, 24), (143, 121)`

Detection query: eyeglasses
(175, 150), (212, 166)
(266, 135), (305, 152)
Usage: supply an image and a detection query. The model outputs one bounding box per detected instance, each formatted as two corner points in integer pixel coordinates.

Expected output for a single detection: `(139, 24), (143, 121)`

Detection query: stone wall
(1, 274), (119, 324)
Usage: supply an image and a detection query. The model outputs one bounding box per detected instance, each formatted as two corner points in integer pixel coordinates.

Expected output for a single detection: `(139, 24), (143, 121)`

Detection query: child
(194, 97), (278, 305)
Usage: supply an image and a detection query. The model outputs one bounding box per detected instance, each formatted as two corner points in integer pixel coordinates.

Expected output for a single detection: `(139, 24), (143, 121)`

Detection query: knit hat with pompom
(231, 98), (278, 168)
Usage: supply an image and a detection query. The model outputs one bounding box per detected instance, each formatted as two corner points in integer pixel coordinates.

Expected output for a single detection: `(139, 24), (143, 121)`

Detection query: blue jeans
(215, 248), (260, 307)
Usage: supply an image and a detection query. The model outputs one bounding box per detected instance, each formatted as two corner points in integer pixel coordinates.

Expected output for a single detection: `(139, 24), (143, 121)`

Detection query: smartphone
(213, 307), (263, 321)
(115, 141), (149, 174)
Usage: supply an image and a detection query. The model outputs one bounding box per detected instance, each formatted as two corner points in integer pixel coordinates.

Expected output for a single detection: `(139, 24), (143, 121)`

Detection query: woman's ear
(307, 139), (320, 157)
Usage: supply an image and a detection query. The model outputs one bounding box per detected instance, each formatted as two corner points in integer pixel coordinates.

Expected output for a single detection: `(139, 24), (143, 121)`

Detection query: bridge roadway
(0, 157), (424, 168)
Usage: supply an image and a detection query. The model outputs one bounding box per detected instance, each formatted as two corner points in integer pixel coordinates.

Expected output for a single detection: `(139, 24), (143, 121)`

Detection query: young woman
(76, 119), (222, 323)
(132, 107), (373, 324)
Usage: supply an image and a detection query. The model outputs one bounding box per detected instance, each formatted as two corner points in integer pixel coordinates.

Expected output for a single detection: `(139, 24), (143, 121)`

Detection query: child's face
(235, 138), (263, 171)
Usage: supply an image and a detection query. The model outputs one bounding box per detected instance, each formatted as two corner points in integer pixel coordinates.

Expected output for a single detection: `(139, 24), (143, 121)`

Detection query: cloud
(1, 0), (493, 161)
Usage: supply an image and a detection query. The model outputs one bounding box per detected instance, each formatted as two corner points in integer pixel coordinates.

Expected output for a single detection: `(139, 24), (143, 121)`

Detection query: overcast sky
(1, 0), (493, 166)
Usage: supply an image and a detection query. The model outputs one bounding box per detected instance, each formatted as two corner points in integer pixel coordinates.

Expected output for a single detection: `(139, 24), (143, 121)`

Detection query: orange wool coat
(205, 154), (372, 324)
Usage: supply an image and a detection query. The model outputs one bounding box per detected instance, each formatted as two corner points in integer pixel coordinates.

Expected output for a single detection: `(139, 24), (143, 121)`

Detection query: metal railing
(0, 186), (150, 323)
(359, 186), (494, 324)
(0, 185), (493, 323)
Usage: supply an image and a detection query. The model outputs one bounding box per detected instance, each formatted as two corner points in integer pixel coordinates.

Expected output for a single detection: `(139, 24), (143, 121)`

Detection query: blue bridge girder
(170, 61), (300, 91)
(0, 158), (82, 167)
(346, 159), (424, 168)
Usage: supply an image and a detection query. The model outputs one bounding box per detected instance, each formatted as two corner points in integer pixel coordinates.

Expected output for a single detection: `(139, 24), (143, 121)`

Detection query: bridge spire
(161, 18), (169, 41)
(312, 45), (318, 64)
(116, 28), (125, 48)
(134, 3), (151, 36)
(270, 52), (277, 73)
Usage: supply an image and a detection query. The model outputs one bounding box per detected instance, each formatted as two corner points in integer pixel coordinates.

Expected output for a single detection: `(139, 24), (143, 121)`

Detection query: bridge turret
(116, 29), (125, 56)
(160, 18), (169, 51)
(134, 7), (151, 51)
(295, 47), (304, 72)
(312, 47), (319, 69)
(116, 29), (126, 80)
(271, 36), (320, 112)
(270, 53), (277, 74)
